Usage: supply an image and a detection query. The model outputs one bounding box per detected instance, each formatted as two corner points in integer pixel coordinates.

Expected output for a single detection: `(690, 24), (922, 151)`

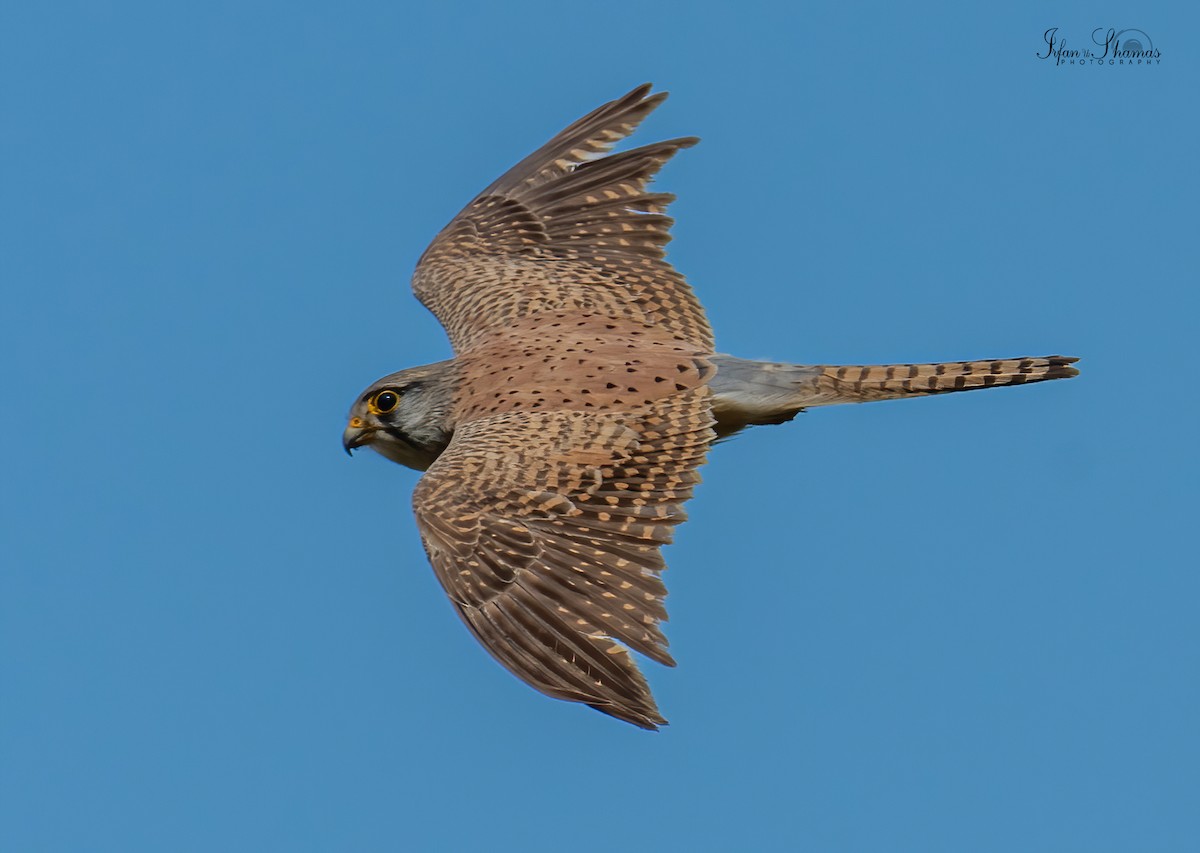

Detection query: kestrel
(342, 85), (1079, 729)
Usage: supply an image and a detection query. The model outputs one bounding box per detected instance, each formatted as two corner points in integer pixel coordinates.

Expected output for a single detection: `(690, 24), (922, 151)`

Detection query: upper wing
(411, 389), (715, 729)
(412, 84), (714, 354)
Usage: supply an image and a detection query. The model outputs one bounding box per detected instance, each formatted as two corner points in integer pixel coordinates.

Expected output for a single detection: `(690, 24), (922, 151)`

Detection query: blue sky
(3, 2), (1196, 851)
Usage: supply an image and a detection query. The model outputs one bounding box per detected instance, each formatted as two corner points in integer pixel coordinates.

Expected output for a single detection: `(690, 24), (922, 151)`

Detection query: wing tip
(614, 82), (670, 123)
(626, 81), (662, 103)
(590, 701), (669, 731)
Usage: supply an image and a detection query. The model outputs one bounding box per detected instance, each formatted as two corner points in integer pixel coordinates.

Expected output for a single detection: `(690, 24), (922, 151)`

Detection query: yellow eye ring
(369, 390), (400, 414)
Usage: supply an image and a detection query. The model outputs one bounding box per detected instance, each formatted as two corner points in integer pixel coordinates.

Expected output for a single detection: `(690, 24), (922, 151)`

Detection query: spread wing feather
(412, 84), (714, 354)
(411, 393), (714, 729)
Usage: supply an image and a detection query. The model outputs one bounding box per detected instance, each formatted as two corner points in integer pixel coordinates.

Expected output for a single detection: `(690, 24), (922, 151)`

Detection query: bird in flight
(342, 84), (1079, 729)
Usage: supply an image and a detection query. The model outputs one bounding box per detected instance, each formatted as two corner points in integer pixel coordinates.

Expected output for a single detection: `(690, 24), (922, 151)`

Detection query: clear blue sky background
(3, 2), (1196, 851)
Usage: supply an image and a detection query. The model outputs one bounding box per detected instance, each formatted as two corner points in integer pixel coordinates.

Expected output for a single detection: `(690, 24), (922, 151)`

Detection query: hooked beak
(342, 417), (373, 456)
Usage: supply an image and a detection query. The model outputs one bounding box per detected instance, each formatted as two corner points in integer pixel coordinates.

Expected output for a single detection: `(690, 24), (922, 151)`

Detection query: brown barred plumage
(709, 355), (1080, 434)
(412, 83), (712, 354)
(343, 85), (1080, 729)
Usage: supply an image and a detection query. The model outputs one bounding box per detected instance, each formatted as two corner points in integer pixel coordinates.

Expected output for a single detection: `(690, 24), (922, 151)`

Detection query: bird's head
(342, 361), (457, 471)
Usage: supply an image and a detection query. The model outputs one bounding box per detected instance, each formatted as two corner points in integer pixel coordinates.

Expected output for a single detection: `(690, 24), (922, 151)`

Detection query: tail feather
(710, 354), (1079, 435)
(804, 355), (1080, 403)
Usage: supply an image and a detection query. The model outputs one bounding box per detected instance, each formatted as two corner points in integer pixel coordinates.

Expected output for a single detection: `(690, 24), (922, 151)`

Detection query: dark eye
(371, 390), (400, 414)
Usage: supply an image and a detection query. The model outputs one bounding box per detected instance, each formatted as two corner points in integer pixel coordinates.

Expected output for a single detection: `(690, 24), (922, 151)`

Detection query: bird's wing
(411, 386), (715, 729)
(412, 83), (713, 354)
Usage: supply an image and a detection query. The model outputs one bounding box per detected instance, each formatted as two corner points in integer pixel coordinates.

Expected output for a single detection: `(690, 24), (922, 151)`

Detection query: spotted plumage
(343, 84), (1079, 729)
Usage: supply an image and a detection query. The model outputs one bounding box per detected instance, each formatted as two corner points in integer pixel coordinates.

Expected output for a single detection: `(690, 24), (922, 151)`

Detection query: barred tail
(803, 355), (1081, 403)
(709, 354), (1080, 435)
